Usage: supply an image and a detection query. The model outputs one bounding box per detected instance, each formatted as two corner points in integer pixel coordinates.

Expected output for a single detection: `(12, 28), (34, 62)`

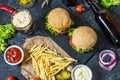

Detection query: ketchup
(6, 47), (22, 63)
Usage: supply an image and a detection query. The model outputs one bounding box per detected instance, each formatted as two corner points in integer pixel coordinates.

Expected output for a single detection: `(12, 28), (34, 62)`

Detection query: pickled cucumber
(56, 73), (63, 80)
(56, 70), (71, 80)
(18, 0), (33, 5)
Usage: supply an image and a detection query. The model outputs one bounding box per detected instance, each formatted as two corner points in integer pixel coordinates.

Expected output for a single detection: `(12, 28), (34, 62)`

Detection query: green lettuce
(101, 0), (120, 8)
(0, 24), (16, 54)
(69, 40), (94, 54)
(0, 24), (16, 39)
(67, 27), (75, 37)
(75, 47), (94, 54)
(0, 39), (8, 54)
(45, 16), (74, 35)
(45, 21), (59, 35)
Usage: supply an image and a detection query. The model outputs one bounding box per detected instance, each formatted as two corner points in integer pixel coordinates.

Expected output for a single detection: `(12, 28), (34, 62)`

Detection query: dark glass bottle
(63, 0), (76, 7)
(88, 1), (120, 48)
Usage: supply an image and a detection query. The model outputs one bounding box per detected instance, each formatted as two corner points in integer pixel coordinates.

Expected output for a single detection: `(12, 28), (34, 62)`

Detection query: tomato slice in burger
(70, 37), (75, 49)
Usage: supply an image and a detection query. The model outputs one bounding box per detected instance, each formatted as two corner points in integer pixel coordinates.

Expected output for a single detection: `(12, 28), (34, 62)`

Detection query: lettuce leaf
(101, 0), (120, 8)
(45, 21), (58, 35)
(69, 37), (94, 54)
(0, 24), (16, 39)
(45, 16), (74, 35)
(67, 27), (75, 37)
(0, 24), (16, 54)
(75, 47), (94, 54)
(0, 39), (8, 54)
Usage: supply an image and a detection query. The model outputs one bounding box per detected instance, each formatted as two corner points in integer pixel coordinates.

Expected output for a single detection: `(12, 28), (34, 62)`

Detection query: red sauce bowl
(4, 45), (24, 65)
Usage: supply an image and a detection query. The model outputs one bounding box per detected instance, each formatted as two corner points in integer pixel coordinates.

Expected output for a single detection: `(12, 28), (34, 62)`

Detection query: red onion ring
(99, 50), (117, 70)
(99, 61), (116, 71)
(100, 52), (116, 66)
(57, 31), (66, 35)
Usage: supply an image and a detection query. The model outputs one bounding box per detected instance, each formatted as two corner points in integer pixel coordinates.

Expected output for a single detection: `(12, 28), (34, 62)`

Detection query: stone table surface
(0, 0), (120, 80)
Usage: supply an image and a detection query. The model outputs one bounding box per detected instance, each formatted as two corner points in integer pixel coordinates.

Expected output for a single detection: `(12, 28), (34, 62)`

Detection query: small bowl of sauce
(11, 9), (33, 33)
(4, 45), (24, 65)
(71, 64), (92, 80)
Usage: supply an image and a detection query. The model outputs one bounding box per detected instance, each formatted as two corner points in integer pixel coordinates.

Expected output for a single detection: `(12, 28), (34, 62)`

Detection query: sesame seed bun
(72, 26), (97, 50)
(47, 8), (72, 31)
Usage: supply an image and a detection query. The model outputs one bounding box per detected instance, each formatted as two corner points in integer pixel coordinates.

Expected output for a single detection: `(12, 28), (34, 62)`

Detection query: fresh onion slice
(99, 50), (117, 70)
(100, 53), (116, 66)
(99, 61), (117, 71)
(57, 31), (66, 35)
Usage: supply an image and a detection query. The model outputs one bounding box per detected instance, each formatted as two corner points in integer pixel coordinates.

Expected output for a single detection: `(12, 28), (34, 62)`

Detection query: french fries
(26, 44), (76, 80)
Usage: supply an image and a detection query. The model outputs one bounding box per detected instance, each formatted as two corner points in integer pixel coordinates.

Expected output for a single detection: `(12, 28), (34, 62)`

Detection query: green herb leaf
(45, 16), (60, 35)
(0, 39), (8, 54)
(101, 0), (120, 8)
(67, 27), (75, 37)
(0, 24), (16, 54)
(71, 20), (74, 26)
(75, 47), (94, 54)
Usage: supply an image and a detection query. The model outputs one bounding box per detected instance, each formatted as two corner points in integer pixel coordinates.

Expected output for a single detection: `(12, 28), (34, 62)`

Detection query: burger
(69, 26), (97, 53)
(45, 8), (73, 35)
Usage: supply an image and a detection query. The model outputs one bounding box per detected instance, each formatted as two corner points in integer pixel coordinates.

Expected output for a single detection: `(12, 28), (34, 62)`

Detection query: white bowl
(4, 45), (24, 65)
(71, 64), (92, 80)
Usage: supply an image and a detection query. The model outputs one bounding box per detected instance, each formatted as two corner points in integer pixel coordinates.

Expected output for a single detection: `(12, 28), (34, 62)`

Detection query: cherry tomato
(6, 76), (16, 80)
(33, 77), (41, 80)
(75, 5), (83, 13)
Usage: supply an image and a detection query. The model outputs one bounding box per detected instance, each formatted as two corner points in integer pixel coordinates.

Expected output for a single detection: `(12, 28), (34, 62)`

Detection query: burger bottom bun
(72, 26), (97, 50)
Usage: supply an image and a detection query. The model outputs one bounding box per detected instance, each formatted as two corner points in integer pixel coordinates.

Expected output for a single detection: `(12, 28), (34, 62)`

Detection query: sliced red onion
(57, 31), (66, 35)
(99, 50), (117, 70)
(100, 52), (116, 66)
(99, 60), (117, 71)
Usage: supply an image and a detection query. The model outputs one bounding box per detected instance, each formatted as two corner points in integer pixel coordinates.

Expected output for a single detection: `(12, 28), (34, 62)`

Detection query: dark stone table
(0, 0), (120, 80)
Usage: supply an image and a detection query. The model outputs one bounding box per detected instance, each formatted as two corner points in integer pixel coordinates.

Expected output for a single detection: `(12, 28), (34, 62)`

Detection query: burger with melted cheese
(69, 26), (97, 53)
(45, 8), (73, 35)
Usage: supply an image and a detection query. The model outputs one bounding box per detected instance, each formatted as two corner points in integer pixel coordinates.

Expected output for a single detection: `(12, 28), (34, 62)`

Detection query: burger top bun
(48, 8), (72, 31)
(72, 26), (97, 50)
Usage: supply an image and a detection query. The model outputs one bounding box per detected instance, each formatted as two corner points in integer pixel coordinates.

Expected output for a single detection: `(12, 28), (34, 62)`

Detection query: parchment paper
(21, 36), (73, 80)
